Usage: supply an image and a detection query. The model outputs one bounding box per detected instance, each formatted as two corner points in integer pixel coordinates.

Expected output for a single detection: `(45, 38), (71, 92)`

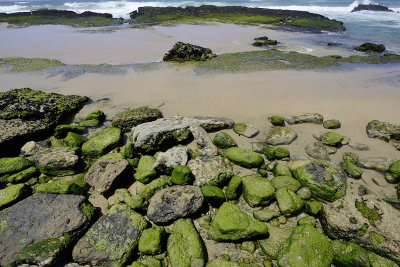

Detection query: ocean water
(0, 0), (399, 53)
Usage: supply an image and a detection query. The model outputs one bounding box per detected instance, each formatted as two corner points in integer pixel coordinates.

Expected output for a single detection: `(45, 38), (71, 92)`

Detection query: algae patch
(0, 57), (66, 72)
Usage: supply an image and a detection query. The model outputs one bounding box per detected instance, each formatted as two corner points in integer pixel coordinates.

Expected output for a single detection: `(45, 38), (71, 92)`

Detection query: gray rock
(85, 158), (130, 194)
(35, 149), (79, 176)
(366, 120), (400, 142)
(20, 141), (40, 157)
(251, 141), (267, 154)
(357, 157), (392, 172)
(322, 195), (400, 263)
(233, 123), (260, 138)
(111, 107), (163, 133)
(349, 142), (370, 151)
(147, 185), (204, 224)
(0, 193), (89, 266)
(72, 204), (147, 266)
(265, 126), (298, 145)
(286, 113), (323, 125)
(188, 155), (233, 186)
(153, 146), (189, 173)
(305, 143), (330, 160)
(132, 116), (233, 153)
(189, 124), (218, 156)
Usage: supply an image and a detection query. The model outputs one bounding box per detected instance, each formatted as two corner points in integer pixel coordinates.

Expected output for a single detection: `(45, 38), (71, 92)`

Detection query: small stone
(163, 42), (216, 62)
(35, 150), (79, 176)
(233, 123), (260, 138)
(265, 126), (298, 145)
(213, 131), (237, 148)
(201, 185), (225, 206)
(355, 43), (385, 53)
(357, 157), (391, 172)
(342, 160), (363, 179)
(253, 209), (280, 222)
(241, 241), (256, 253)
(34, 180), (85, 195)
(188, 155), (233, 187)
(225, 175), (242, 200)
(82, 127), (122, 157)
(296, 187), (312, 200)
(138, 226), (165, 255)
(305, 200), (323, 215)
(305, 142), (329, 160)
(0, 157), (32, 175)
(0, 183), (29, 209)
(242, 175), (275, 207)
(171, 165), (193, 185)
(271, 176), (301, 192)
(323, 119), (341, 129)
(6, 166), (37, 183)
(264, 146), (290, 160)
(297, 216), (316, 226)
(343, 152), (359, 164)
(78, 110), (106, 127)
(286, 113), (323, 125)
(134, 155), (158, 184)
(322, 132), (344, 146)
(54, 125), (85, 138)
(257, 164), (269, 177)
(276, 188), (304, 216)
(273, 163), (292, 177)
(112, 107), (162, 132)
(152, 147), (188, 174)
(258, 225), (292, 260)
(387, 160), (400, 183)
(225, 147), (264, 168)
(271, 115), (285, 126)
(20, 141), (40, 157)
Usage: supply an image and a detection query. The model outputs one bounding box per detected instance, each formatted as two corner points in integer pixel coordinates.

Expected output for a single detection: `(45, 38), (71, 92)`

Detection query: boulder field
(0, 88), (400, 266)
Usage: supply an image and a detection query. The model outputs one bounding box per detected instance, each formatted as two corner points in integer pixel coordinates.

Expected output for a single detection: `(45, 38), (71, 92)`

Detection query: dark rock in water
(351, 4), (394, 13)
(0, 9), (113, 18)
(163, 42), (217, 62)
(72, 204), (147, 266)
(147, 185), (204, 224)
(0, 88), (89, 155)
(112, 106), (163, 132)
(355, 43), (386, 53)
(0, 193), (89, 266)
(253, 36), (278, 47)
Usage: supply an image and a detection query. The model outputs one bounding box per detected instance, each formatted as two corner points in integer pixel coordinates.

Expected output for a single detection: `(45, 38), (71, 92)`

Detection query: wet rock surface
(163, 42), (217, 62)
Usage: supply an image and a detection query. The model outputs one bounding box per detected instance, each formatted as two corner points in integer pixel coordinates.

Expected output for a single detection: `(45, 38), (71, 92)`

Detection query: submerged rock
(112, 107), (163, 132)
(352, 4), (394, 12)
(208, 202), (268, 241)
(0, 193), (89, 266)
(147, 185), (204, 224)
(355, 43), (386, 53)
(163, 42), (216, 62)
(73, 204), (147, 266)
(323, 119), (341, 129)
(132, 116), (233, 153)
(265, 126), (298, 145)
(322, 195), (400, 263)
(286, 113), (323, 125)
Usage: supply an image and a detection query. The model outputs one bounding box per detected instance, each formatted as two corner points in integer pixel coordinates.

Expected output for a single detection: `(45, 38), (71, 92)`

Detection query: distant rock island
(351, 4), (394, 12)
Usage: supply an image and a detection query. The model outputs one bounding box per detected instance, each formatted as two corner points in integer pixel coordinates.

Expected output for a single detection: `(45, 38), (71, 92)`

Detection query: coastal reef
(0, 88), (400, 266)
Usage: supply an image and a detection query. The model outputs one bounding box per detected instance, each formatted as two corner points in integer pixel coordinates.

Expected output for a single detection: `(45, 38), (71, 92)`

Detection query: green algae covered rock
(264, 146), (290, 160)
(355, 43), (385, 53)
(6, 166), (37, 183)
(225, 147), (264, 168)
(201, 184), (225, 206)
(33, 180), (85, 195)
(166, 218), (205, 266)
(259, 224), (293, 259)
(273, 163), (292, 177)
(213, 131), (237, 148)
(271, 115), (285, 126)
(332, 239), (397, 267)
(253, 209), (280, 222)
(206, 259), (259, 267)
(209, 202), (269, 241)
(322, 132), (344, 146)
(387, 160), (400, 182)
(54, 125), (85, 138)
(50, 132), (84, 151)
(138, 226), (165, 255)
(82, 127), (122, 157)
(342, 160), (363, 179)
(305, 200), (323, 215)
(0, 157), (32, 175)
(134, 155), (158, 184)
(323, 119), (341, 129)
(79, 110), (106, 127)
(242, 175), (275, 207)
(130, 176), (171, 210)
(276, 187), (304, 216)
(112, 107), (163, 133)
(164, 42), (216, 62)
(271, 176), (301, 192)
(297, 216), (316, 226)
(296, 186), (312, 200)
(171, 165), (192, 185)
(292, 160), (346, 202)
(16, 235), (74, 266)
(0, 183), (30, 209)
(225, 175), (242, 200)
(72, 203), (148, 266)
(278, 224), (333, 267)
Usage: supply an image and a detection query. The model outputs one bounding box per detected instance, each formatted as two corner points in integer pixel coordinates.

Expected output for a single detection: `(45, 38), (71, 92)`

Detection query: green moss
(271, 176), (301, 192)
(0, 183), (30, 209)
(6, 166), (37, 183)
(81, 202), (96, 221)
(258, 224), (293, 259)
(356, 223), (369, 237)
(225, 175), (242, 200)
(33, 180), (85, 195)
(50, 131), (84, 151)
(201, 185), (225, 206)
(286, 17), (344, 31)
(253, 209), (280, 222)
(54, 124), (85, 138)
(225, 147), (264, 168)
(264, 146), (290, 160)
(79, 109), (106, 127)
(134, 155), (158, 184)
(138, 226), (165, 255)
(82, 127), (122, 158)
(1, 15), (123, 28)
(233, 123), (247, 135)
(213, 131), (237, 148)
(271, 115), (285, 126)
(0, 57), (65, 72)
(322, 132), (344, 146)
(355, 200), (381, 227)
(275, 187), (304, 216)
(369, 231), (386, 248)
(349, 217), (358, 224)
(0, 157), (32, 175)
(171, 165), (192, 185)
(242, 175), (275, 207)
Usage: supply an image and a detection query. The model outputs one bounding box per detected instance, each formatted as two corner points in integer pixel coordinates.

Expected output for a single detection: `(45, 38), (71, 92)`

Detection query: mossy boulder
(0, 157), (32, 175)
(297, 216), (316, 226)
(264, 146), (290, 160)
(323, 119), (341, 129)
(16, 235), (74, 266)
(273, 163), (292, 177)
(276, 187), (304, 216)
(0, 183), (30, 209)
(225, 175), (242, 200)
(278, 224), (333, 267)
(355, 43), (385, 53)
(305, 200), (323, 215)
(343, 152), (359, 164)
(342, 160), (363, 179)
(82, 127), (122, 157)
(213, 131), (237, 148)
(138, 226), (165, 255)
(112, 107), (163, 132)
(296, 187), (312, 200)
(225, 147), (264, 168)
(72, 204), (148, 266)
(258, 224), (293, 259)
(209, 202), (269, 241)
(292, 160), (346, 202)
(387, 160), (400, 183)
(163, 42), (216, 62)
(322, 132), (344, 146)
(35, 149), (79, 176)
(54, 125), (85, 138)
(332, 239), (397, 267)
(78, 110), (106, 127)
(265, 126), (298, 145)
(201, 184), (225, 206)
(271, 176), (301, 192)
(134, 155), (158, 184)
(206, 259), (259, 267)
(128, 176), (171, 210)
(171, 165), (192, 185)
(366, 120), (400, 142)
(271, 115), (285, 126)
(253, 209), (280, 222)
(242, 175), (275, 207)
(166, 218), (205, 266)
(5, 166), (37, 183)
(33, 180), (85, 195)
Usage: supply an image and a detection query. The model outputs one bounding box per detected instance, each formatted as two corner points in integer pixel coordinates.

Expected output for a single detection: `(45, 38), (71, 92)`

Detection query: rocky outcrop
(351, 4), (394, 12)
(0, 88), (88, 154)
(132, 116), (233, 153)
(111, 107), (163, 132)
(163, 42), (217, 62)
(0, 193), (89, 266)
(0, 9), (113, 18)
